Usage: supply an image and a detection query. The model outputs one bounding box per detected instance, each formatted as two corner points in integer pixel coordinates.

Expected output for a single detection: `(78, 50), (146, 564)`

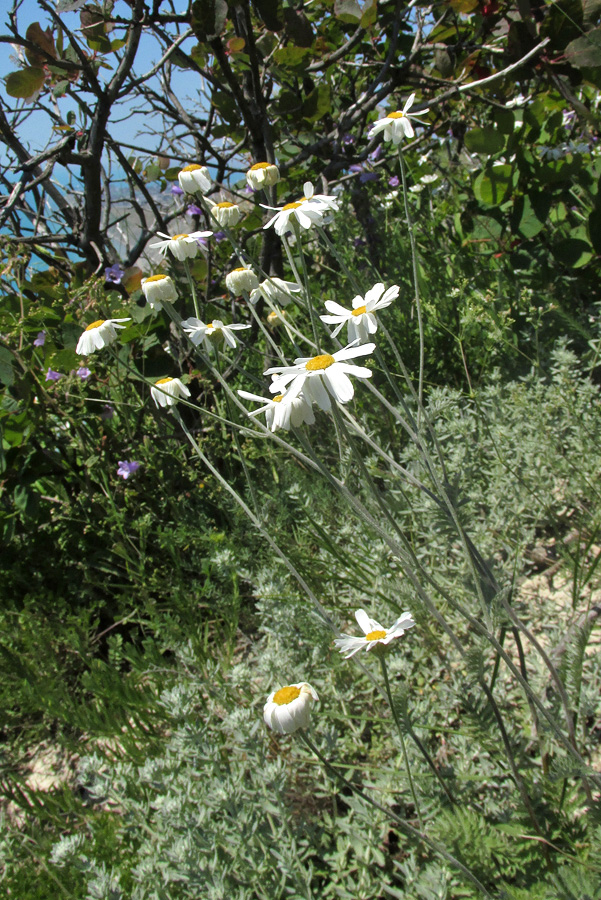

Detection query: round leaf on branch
(5, 67), (46, 100)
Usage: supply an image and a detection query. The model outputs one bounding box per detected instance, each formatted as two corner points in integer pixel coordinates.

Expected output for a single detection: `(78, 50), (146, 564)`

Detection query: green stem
(183, 258), (201, 320)
(291, 220), (320, 352)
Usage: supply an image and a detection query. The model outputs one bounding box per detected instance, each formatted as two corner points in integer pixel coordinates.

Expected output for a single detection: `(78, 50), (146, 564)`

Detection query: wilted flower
(141, 274), (178, 309)
(75, 318), (130, 355)
(368, 93), (429, 144)
(208, 201), (241, 227)
(246, 162), (280, 190)
(263, 182), (339, 236)
(45, 368), (64, 382)
(320, 283), (399, 343)
(238, 382), (315, 431)
(177, 164), (211, 195)
(181, 317), (250, 349)
(33, 331), (46, 347)
(263, 682), (319, 734)
(265, 342), (375, 411)
(225, 266), (259, 296)
(150, 376), (191, 408)
(249, 276), (301, 307)
(334, 608), (415, 659)
(150, 231), (212, 261)
(117, 460), (141, 480)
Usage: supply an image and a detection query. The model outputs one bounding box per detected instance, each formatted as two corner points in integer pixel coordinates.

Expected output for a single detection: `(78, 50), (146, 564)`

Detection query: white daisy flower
(246, 162), (280, 190)
(320, 283), (399, 344)
(208, 200), (241, 227)
(334, 608), (415, 659)
(263, 182), (339, 236)
(181, 317), (250, 349)
(141, 274), (178, 309)
(368, 93), (430, 144)
(177, 164), (212, 194)
(265, 342), (375, 411)
(150, 376), (191, 408)
(249, 276), (301, 307)
(238, 382), (315, 432)
(263, 682), (319, 734)
(150, 231), (212, 261)
(267, 310), (287, 328)
(75, 318), (130, 355)
(225, 266), (260, 295)
(420, 173), (439, 185)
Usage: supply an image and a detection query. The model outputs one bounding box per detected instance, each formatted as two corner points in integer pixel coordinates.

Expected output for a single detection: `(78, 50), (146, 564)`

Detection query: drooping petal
(326, 367), (354, 403)
(334, 342), (375, 362)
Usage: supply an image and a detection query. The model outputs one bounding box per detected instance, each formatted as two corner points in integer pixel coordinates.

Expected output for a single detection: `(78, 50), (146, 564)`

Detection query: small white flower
(320, 283), (399, 343)
(249, 277), (301, 307)
(181, 317), (250, 349)
(334, 608), (415, 659)
(150, 231), (212, 261)
(267, 309), (287, 328)
(368, 93), (429, 144)
(178, 164), (212, 194)
(246, 162), (280, 190)
(225, 266), (260, 295)
(141, 274), (178, 309)
(265, 342), (375, 411)
(150, 376), (191, 408)
(263, 682), (319, 734)
(420, 173), (439, 185)
(263, 182), (339, 236)
(75, 318), (130, 355)
(238, 381), (315, 431)
(208, 201), (241, 227)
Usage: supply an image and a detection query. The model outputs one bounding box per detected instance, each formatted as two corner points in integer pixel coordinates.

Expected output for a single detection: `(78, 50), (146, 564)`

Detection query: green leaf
(465, 127), (505, 155)
(5, 67), (45, 100)
(589, 207), (601, 253)
(191, 0), (228, 40)
(252, 0), (284, 31)
(565, 27), (601, 67)
(474, 165), (513, 207)
(144, 163), (161, 182)
(553, 237), (594, 268)
(273, 45), (311, 69)
(301, 83), (331, 123)
(511, 193), (548, 239)
(0, 347), (15, 387)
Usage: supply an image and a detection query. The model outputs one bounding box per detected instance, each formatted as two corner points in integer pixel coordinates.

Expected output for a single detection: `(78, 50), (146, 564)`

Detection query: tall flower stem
(297, 731), (494, 900)
(183, 258), (201, 320)
(379, 655), (423, 830)
(291, 221), (320, 352)
(397, 147), (424, 426)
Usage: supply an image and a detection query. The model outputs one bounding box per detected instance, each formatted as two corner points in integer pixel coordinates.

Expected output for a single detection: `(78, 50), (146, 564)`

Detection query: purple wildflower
(369, 144), (383, 162)
(214, 230), (227, 243)
(359, 172), (379, 183)
(171, 184), (184, 196)
(117, 460), (141, 480)
(388, 175), (400, 188)
(342, 133), (355, 146)
(244, 183), (255, 194)
(196, 235), (209, 248)
(349, 163), (364, 174)
(105, 263), (124, 284)
(33, 331), (46, 347)
(76, 367), (91, 380)
(186, 204), (203, 216)
(45, 368), (64, 382)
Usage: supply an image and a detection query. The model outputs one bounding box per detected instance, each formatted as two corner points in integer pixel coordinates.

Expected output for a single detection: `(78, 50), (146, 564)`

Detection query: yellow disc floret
(387, 111), (405, 119)
(86, 319), (105, 331)
(250, 162), (271, 170)
(273, 685), (301, 705)
(156, 377), (173, 385)
(352, 305), (367, 317)
(171, 233), (189, 240)
(144, 274), (167, 282)
(181, 164), (203, 172)
(282, 201), (303, 211)
(366, 629), (387, 641)
(216, 201), (234, 208)
(305, 353), (335, 371)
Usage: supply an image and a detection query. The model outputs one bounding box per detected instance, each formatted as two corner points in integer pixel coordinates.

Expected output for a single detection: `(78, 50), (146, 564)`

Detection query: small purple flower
(369, 144), (383, 162)
(186, 204), (203, 216)
(33, 331), (46, 347)
(117, 460), (141, 480)
(45, 368), (64, 382)
(196, 235), (209, 248)
(244, 183), (255, 194)
(171, 184), (184, 196)
(101, 404), (115, 420)
(349, 163), (364, 174)
(342, 133), (355, 146)
(359, 172), (379, 183)
(353, 237), (367, 248)
(388, 175), (400, 188)
(76, 367), (91, 380)
(214, 230), (227, 243)
(105, 263), (124, 284)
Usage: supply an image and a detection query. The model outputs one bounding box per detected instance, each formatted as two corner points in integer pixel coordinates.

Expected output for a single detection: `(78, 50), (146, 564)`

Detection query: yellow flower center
(144, 274), (167, 283)
(273, 685), (300, 705)
(181, 164), (203, 172)
(216, 201), (234, 208)
(156, 377), (173, 385)
(171, 233), (189, 240)
(366, 630), (387, 641)
(273, 394), (284, 403)
(233, 266), (247, 272)
(86, 319), (104, 331)
(352, 305), (367, 317)
(250, 162), (271, 170)
(305, 353), (335, 371)
(387, 111), (405, 119)
(282, 201), (303, 211)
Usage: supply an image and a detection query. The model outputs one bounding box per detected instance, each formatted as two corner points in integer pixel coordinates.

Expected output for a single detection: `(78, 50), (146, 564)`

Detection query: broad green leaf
(5, 67), (45, 100)
(25, 22), (56, 66)
(465, 127), (505, 155)
(565, 27), (601, 67)
(191, 0), (228, 39)
(474, 165), (513, 207)
(0, 347), (15, 387)
(302, 84), (331, 123)
(273, 45), (311, 68)
(252, 0), (284, 31)
(553, 237), (594, 268)
(511, 193), (548, 239)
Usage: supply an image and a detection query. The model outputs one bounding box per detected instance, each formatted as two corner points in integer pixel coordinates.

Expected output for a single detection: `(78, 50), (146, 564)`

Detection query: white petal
(334, 343), (375, 362)
(326, 367), (354, 403)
